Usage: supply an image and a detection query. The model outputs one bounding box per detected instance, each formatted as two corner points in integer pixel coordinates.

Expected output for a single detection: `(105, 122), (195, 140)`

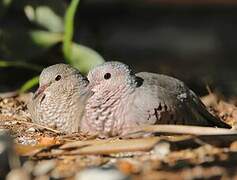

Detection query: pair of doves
(28, 61), (231, 137)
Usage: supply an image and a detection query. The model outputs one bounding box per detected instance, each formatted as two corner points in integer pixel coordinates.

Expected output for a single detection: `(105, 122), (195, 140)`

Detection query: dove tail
(189, 91), (231, 129)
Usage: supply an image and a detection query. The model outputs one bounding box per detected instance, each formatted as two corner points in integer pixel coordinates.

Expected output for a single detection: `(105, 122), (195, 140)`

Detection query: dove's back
(131, 72), (230, 128)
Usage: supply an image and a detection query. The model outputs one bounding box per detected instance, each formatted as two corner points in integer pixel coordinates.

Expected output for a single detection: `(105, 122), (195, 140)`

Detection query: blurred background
(0, 0), (237, 97)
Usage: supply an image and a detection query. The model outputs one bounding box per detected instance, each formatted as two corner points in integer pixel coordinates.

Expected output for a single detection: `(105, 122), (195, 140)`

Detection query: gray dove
(28, 64), (92, 133)
(80, 61), (231, 137)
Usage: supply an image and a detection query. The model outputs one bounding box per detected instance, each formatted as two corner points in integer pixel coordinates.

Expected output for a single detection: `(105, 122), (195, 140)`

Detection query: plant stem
(0, 60), (43, 71)
(63, 0), (80, 64)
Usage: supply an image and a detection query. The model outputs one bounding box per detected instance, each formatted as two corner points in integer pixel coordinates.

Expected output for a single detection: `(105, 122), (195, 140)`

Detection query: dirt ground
(1, 92), (237, 180)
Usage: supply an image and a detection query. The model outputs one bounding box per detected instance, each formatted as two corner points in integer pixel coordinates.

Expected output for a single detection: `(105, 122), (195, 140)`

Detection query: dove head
(34, 64), (88, 99)
(87, 61), (137, 92)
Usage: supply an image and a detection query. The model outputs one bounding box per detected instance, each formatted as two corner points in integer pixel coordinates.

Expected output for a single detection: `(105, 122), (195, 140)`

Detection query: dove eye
(104, 73), (111, 80)
(55, 75), (62, 81)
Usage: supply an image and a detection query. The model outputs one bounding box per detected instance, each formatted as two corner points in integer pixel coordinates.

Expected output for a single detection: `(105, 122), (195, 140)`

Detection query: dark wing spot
(157, 103), (162, 111)
(147, 110), (151, 120)
(154, 108), (159, 120)
(164, 105), (168, 111)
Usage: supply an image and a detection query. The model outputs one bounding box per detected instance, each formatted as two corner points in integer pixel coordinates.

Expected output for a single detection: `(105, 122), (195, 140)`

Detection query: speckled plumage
(28, 64), (92, 133)
(80, 61), (230, 137)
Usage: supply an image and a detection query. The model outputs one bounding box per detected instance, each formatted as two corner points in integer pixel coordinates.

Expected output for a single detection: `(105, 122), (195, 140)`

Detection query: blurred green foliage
(19, 76), (39, 93)
(63, 0), (79, 63)
(0, 0), (104, 92)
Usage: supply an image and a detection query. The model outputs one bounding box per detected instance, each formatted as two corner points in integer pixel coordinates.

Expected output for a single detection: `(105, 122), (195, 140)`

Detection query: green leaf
(30, 31), (63, 48)
(24, 5), (64, 32)
(14, 0), (66, 17)
(0, 27), (59, 60)
(2, 0), (12, 7)
(70, 43), (104, 74)
(19, 76), (39, 93)
(0, 0), (12, 17)
(63, 0), (80, 63)
(0, 60), (42, 71)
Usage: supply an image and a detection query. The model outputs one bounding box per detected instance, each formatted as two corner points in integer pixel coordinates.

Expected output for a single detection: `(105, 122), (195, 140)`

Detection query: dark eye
(55, 75), (62, 81)
(104, 73), (111, 80)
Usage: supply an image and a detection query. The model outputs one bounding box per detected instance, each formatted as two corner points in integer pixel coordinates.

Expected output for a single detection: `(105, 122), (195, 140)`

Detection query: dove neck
(82, 80), (135, 136)
(95, 82), (135, 103)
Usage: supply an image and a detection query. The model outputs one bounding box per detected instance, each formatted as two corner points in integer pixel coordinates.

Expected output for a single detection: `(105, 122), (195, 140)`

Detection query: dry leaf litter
(1, 92), (237, 180)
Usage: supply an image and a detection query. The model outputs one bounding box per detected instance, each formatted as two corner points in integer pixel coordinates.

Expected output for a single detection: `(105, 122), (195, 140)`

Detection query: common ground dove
(28, 64), (92, 133)
(80, 61), (230, 137)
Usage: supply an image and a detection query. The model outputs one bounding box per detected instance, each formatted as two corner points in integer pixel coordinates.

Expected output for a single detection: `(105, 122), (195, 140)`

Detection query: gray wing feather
(135, 72), (230, 128)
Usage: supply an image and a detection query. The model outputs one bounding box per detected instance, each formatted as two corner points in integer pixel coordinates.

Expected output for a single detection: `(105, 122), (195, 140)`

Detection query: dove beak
(33, 84), (49, 99)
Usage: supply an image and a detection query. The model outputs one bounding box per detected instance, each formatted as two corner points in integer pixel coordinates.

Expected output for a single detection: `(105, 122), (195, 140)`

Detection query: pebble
(6, 168), (30, 180)
(33, 160), (56, 176)
(23, 161), (35, 174)
(18, 136), (37, 145)
(50, 166), (74, 179)
(153, 141), (171, 159)
(26, 127), (36, 132)
(75, 168), (129, 180)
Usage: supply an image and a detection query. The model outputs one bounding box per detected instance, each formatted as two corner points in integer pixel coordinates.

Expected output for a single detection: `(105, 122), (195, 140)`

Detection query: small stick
(1, 120), (61, 134)
(126, 125), (237, 137)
